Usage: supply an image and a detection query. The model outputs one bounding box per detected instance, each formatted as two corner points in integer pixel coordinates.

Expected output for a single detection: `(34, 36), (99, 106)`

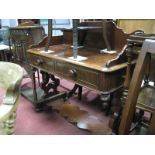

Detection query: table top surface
(28, 44), (121, 71)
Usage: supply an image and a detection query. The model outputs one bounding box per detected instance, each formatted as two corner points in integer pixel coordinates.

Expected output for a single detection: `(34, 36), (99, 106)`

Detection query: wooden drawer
(55, 60), (100, 90)
(76, 67), (100, 89)
(55, 61), (72, 78)
(28, 54), (54, 72)
(28, 53), (100, 90)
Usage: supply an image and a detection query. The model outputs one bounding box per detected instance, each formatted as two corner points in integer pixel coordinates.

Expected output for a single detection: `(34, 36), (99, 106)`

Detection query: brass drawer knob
(37, 59), (43, 65)
(69, 69), (77, 77)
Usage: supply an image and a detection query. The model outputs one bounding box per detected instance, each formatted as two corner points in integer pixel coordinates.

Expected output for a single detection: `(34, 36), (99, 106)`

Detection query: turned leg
(100, 93), (112, 115)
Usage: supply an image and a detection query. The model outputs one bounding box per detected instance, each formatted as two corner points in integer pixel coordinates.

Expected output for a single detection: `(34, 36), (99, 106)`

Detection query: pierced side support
(35, 71), (67, 112)
(68, 84), (83, 100)
(40, 70), (60, 98)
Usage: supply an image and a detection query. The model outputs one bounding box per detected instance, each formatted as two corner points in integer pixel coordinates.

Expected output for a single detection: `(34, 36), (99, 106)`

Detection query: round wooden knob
(37, 59), (43, 65)
(69, 69), (77, 77)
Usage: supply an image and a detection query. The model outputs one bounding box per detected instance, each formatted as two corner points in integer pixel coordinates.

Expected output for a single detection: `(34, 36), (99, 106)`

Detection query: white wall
(0, 19), (18, 45)
(1, 19), (18, 27)
(40, 19), (72, 36)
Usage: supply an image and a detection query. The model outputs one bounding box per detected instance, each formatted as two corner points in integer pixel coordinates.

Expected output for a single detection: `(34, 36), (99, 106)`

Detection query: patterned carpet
(14, 78), (110, 135)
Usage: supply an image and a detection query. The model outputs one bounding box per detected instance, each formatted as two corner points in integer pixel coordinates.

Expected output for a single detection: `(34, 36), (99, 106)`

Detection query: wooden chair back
(119, 39), (155, 134)
(9, 26), (45, 66)
(9, 31), (30, 64)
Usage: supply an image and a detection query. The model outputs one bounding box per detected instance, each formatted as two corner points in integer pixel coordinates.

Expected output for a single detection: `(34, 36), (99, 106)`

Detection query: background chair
(0, 62), (23, 135)
(9, 24), (45, 71)
(119, 39), (155, 134)
(135, 52), (155, 131)
(9, 24), (46, 103)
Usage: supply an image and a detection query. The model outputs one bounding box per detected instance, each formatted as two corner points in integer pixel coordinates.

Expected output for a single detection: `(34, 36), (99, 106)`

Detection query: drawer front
(28, 54), (54, 72)
(76, 67), (99, 89)
(55, 61), (74, 79)
(55, 60), (100, 90)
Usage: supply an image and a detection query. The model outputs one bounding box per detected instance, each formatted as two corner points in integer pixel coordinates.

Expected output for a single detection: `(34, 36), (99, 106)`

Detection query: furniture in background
(118, 38), (155, 134)
(117, 19), (155, 34)
(18, 19), (40, 25)
(108, 31), (155, 134)
(9, 24), (46, 103)
(0, 62), (23, 135)
(9, 25), (45, 65)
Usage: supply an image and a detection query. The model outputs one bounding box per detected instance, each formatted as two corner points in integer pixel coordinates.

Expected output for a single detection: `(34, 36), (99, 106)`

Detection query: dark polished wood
(68, 84), (83, 100)
(63, 21), (128, 51)
(27, 21), (129, 113)
(28, 44), (126, 92)
(30, 35), (63, 48)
